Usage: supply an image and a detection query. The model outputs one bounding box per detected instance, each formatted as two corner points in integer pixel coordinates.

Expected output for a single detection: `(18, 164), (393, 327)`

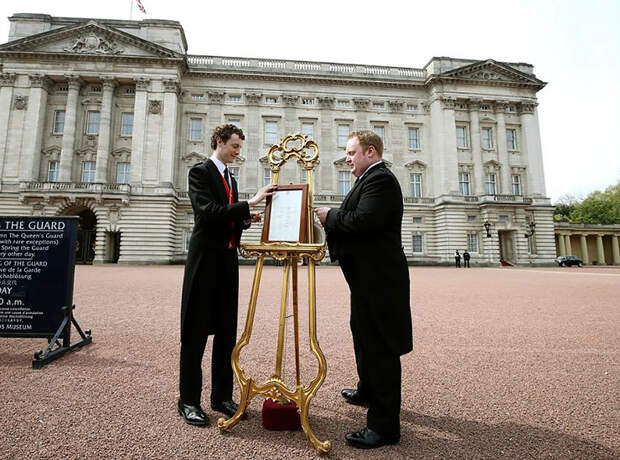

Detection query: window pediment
(182, 151), (206, 164)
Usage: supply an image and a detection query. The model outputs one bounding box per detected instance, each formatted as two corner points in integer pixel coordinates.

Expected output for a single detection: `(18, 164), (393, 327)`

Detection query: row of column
(557, 233), (620, 265)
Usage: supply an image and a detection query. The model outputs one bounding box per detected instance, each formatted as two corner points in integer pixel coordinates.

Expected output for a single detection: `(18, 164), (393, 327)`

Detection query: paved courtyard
(1, 264), (619, 459)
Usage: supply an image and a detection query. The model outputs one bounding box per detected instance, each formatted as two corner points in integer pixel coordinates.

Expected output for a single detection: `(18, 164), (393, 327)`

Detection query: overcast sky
(1, 0), (618, 202)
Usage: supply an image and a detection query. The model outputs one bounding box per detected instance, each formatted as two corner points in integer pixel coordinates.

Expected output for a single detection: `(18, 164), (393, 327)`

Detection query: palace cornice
(0, 51), (186, 68)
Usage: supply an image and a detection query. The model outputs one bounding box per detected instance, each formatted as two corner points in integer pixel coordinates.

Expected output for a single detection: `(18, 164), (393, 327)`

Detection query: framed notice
(261, 185), (308, 243)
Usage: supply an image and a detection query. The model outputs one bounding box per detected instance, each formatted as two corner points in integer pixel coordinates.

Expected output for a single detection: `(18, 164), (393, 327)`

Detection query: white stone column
(469, 100), (484, 195)
(558, 233), (566, 256)
(596, 235), (605, 265)
(130, 78), (149, 184)
(159, 79), (179, 186)
(430, 96), (458, 196)
(611, 235), (620, 265)
(495, 101), (511, 194)
(95, 77), (116, 183)
(20, 75), (51, 182)
(580, 234), (589, 264)
(318, 96), (335, 192)
(244, 92), (262, 191)
(0, 73), (16, 183)
(59, 76), (82, 182)
(519, 102), (546, 197)
(564, 234), (573, 255)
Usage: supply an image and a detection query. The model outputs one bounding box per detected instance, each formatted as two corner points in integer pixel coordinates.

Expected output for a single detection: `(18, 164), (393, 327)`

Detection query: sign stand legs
(32, 304), (93, 369)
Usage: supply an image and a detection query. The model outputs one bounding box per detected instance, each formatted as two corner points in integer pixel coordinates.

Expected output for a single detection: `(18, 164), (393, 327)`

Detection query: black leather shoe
(345, 427), (399, 449)
(211, 400), (247, 419)
(341, 388), (369, 407)
(177, 399), (208, 426)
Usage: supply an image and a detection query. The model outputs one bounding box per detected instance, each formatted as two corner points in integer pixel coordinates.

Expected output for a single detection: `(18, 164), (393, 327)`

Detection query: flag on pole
(135, 0), (147, 14)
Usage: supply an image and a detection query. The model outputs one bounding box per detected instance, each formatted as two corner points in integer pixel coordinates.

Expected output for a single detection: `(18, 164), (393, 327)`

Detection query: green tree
(553, 194), (579, 222)
(569, 182), (620, 224)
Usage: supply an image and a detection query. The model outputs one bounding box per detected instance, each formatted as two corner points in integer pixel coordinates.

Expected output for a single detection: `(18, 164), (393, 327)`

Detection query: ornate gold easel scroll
(217, 134), (331, 454)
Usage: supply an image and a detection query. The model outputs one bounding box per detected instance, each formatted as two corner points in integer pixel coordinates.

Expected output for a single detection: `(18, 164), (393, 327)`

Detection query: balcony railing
(20, 182), (131, 194)
(187, 55), (427, 81)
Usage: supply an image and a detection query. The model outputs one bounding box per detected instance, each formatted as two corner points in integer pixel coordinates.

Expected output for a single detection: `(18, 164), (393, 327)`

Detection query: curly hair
(210, 124), (245, 151)
(348, 130), (383, 156)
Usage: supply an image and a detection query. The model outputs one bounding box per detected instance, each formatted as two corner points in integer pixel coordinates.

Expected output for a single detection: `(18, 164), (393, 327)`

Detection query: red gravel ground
(1, 265), (619, 459)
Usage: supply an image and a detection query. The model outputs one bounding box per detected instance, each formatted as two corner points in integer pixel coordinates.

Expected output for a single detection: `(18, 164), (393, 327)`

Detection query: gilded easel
(217, 134), (331, 454)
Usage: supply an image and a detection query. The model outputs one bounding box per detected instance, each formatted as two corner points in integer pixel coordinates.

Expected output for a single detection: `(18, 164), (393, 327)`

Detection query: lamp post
(483, 220), (491, 238)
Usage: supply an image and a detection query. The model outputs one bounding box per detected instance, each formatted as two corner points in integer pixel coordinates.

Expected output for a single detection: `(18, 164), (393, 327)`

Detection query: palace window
(459, 172), (471, 196)
(191, 94), (205, 101)
(81, 161), (96, 183)
(512, 174), (522, 195)
(301, 122), (314, 139)
(408, 127), (420, 150)
(301, 98), (315, 105)
(116, 162), (130, 184)
(456, 126), (468, 148)
(337, 124), (349, 147)
(506, 128), (517, 150)
(189, 118), (202, 141)
(53, 110), (65, 134)
(47, 161), (59, 182)
(263, 168), (272, 187)
(86, 111), (100, 135)
(481, 127), (493, 149)
(467, 233), (479, 253)
(373, 125), (385, 142)
(337, 100), (351, 108)
(228, 95), (241, 103)
(412, 234), (423, 253)
(338, 171), (351, 195)
(230, 166), (240, 183)
(265, 96), (278, 104)
(410, 173), (422, 198)
(412, 217), (422, 224)
(227, 118), (241, 128)
(373, 102), (384, 110)
(406, 104), (418, 111)
(184, 230), (191, 252)
(120, 113), (133, 137)
(485, 173), (497, 195)
(264, 120), (278, 145)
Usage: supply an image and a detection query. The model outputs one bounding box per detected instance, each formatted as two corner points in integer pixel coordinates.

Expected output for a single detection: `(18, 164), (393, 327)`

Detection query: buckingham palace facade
(0, 13), (555, 265)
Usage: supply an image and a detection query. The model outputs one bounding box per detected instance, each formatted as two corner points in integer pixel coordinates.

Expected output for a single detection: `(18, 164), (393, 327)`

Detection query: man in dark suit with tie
(315, 130), (412, 449)
(178, 124), (275, 426)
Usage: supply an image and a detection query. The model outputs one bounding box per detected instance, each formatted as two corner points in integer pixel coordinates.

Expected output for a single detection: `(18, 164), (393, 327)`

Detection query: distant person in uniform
(463, 249), (470, 268)
(315, 130), (412, 449)
(455, 250), (461, 268)
(178, 124), (275, 426)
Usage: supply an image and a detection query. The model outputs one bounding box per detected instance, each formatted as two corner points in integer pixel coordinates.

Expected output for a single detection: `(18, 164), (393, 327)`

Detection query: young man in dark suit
(315, 131), (413, 449)
(178, 124), (275, 426)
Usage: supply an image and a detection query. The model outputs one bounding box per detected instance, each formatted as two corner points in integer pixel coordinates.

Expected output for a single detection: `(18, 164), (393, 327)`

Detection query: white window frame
(81, 161), (96, 183)
(408, 127), (420, 150)
(512, 174), (522, 195)
(456, 126), (468, 149)
(412, 234), (423, 254)
(228, 95), (241, 103)
(410, 173), (422, 198)
(230, 166), (240, 184)
(116, 162), (130, 184)
(301, 122), (314, 139)
(47, 160), (59, 182)
(53, 110), (65, 134)
(338, 171), (351, 195)
(86, 111), (100, 135)
(467, 233), (479, 253)
(263, 168), (272, 186)
(459, 172), (471, 196)
(373, 125), (385, 143)
(506, 128), (517, 150)
(120, 112), (133, 137)
(264, 120), (279, 145)
(485, 173), (497, 195)
(265, 96), (278, 104)
(337, 124), (350, 148)
(481, 127), (493, 149)
(189, 118), (203, 141)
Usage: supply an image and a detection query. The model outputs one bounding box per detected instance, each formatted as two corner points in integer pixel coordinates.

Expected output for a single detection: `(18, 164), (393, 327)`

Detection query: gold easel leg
(298, 385), (332, 454)
(274, 258), (291, 378)
(218, 255), (265, 431)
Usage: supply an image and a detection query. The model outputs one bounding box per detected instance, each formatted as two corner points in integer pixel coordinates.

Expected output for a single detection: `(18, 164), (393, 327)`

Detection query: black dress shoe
(211, 400), (247, 419)
(177, 399), (208, 426)
(345, 427), (399, 449)
(341, 388), (369, 407)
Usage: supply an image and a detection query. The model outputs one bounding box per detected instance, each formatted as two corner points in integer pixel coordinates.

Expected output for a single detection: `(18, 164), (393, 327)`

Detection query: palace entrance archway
(61, 207), (97, 264)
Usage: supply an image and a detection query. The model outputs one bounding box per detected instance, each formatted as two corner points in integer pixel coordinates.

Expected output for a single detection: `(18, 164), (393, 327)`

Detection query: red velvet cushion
(261, 399), (301, 431)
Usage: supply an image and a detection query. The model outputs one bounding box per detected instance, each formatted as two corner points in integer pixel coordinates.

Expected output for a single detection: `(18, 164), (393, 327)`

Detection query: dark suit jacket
(180, 159), (250, 340)
(325, 162), (413, 356)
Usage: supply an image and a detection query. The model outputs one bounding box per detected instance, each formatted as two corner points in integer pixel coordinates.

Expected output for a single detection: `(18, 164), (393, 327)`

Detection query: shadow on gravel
(402, 410), (618, 459)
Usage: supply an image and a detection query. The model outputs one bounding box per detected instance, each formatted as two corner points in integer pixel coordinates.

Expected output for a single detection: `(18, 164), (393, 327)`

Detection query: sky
(0, 0), (618, 202)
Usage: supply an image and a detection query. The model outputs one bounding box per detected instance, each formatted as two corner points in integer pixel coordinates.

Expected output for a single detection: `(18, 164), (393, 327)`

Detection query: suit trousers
(179, 249), (238, 406)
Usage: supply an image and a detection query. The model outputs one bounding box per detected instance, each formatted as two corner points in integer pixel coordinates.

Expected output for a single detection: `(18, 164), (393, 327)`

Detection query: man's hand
(249, 212), (262, 223)
(248, 184), (276, 207)
(314, 207), (330, 227)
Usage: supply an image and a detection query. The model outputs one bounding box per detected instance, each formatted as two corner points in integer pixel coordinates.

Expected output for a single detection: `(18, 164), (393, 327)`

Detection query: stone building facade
(0, 14), (555, 265)
(555, 224), (620, 265)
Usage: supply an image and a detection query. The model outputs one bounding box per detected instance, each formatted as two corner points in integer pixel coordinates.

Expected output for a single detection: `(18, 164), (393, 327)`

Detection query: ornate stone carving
(64, 32), (123, 55)
(101, 77), (117, 91)
(108, 205), (121, 224)
(0, 73), (16, 87)
(518, 102), (537, 114)
(13, 95), (28, 110)
(439, 96), (456, 109)
(317, 96), (334, 108)
(493, 100), (509, 113)
(244, 92), (262, 105)
(163, 79), (180, 93)
(148, 100), (162, 114)
(65, 75), (83, 91)
(387, 100), (404, 112)
(28, 74), (52, 92)
(135, 78), (150, 91)
(468, 98), (483, 111)
(353, 98), (370, 110)
(282, 94), (298, 106)
(207, 91), (225, 104)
